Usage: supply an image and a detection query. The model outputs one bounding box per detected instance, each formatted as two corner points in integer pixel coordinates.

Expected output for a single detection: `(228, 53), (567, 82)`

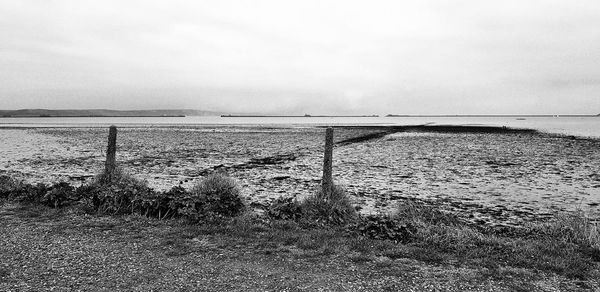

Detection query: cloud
(1, 0), (599, 114)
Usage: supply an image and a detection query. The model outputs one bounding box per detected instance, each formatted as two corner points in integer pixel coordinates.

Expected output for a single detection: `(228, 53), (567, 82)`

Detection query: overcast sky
(1, 0), (599, 114)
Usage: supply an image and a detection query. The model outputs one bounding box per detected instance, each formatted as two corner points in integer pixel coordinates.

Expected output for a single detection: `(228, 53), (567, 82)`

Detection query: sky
(1, 0), (600, 115)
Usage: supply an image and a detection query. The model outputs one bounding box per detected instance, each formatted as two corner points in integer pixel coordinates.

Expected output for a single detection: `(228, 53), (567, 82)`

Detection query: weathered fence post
(105, 125), (117, 177)
(322, 127), (334, 195)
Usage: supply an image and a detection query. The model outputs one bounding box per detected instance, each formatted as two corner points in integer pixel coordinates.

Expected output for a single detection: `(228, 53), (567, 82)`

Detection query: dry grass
(530, 210), (600, 249)
(300, 185), (357, 225)
(392, 200), (600, 280)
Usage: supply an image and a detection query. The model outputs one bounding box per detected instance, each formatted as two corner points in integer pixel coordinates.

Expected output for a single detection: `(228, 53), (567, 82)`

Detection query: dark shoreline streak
(334, 124), (540, 145)
(221, 115), (380, 117)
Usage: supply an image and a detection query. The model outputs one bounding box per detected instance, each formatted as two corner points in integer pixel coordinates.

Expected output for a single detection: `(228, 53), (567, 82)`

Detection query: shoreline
(7, 123), (594, 143)
(1, 116), (599, 139)
(386, 114), (599, 117)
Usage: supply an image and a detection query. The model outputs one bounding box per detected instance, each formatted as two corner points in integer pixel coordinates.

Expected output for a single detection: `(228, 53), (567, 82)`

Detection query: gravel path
(1, 203), (596, 291)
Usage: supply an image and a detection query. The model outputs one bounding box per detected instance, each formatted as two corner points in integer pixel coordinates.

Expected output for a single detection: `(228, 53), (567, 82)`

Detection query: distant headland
(0, 109), (222, 118)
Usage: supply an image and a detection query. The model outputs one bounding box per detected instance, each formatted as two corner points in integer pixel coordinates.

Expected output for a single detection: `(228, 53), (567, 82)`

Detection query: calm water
(0, 116), (599, 138)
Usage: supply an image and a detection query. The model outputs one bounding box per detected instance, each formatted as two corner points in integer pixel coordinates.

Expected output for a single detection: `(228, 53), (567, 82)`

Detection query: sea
(0, 116), (599, 138)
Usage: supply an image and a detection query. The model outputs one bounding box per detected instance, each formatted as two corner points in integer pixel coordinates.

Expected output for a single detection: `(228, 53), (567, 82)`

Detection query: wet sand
(1, 125), (599, 227)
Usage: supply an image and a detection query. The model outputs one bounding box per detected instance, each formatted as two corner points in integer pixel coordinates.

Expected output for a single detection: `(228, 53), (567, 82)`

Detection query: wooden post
(322, 127), (334, 196)
(105, 125), (117, 177)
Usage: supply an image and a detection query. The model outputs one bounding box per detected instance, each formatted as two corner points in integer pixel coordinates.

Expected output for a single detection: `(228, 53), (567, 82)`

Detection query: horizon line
(0, 109), (598, 117)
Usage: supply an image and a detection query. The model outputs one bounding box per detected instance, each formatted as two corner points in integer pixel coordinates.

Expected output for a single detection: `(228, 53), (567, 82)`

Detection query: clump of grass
(80, 167), (153, 215)
(179, 173), (245, 221)
(390, 200), (600, 279)
(4, 169), (247, 222)
(0, 175), (21, 199)
(350, 214), (416, 243)
(395, 199), (462, 226)
(392, 200), (494, 252)
(0, 175), (48, 203)
(530, 210), (600, 249)
(300, 185), (357, 225)
(266, 196), (303, 221)
(81, 170), (246, 221)
(134, 186), (186, 219)
(0, 175), (79, 207)
(41, 182), (76, 208)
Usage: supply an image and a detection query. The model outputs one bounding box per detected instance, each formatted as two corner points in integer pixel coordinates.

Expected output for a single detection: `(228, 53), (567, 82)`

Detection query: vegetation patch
(350, 215), (416, 243)
(41, 182), (76, 208)
(0, 267), (10, 279)
(179, 173), (245, 221)
(266, 196), (303, 221)
(299, 185), (357, 225)
(390, 200), (600, 280)
(82, 168), (154, 215)
(0, 170), (245, 222)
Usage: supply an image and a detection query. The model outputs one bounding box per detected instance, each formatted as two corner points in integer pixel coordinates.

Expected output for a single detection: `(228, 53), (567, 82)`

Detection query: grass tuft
(300, 185), (357, 225)
(80, 167), (153, 215)
(391, 200), (600, 280)
(181, 173), (245, 221)
(394, 199), (462, 226)
(529, 210), (600, 249)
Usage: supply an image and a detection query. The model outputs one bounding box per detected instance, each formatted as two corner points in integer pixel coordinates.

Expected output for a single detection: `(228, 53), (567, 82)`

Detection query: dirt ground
(1, 202), (596, 292)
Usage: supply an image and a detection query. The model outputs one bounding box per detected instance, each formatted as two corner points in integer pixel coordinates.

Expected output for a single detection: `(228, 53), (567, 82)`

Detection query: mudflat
(1, 125), (599, 227)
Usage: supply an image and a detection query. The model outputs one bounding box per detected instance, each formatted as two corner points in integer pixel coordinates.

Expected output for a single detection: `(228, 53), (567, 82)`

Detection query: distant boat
(516, 118), (526, 120)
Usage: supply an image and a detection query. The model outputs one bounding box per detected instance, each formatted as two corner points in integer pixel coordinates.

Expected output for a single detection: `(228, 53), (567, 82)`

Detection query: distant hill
(0, 109), (223, 117)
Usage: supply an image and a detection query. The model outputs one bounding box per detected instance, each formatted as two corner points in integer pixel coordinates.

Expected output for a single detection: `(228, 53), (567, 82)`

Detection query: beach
(2, 125), (599, 227)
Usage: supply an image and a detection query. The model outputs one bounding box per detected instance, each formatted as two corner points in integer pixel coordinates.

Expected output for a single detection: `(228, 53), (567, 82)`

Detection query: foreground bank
(1, 163), (599, 291)
(1, 201), (599, 291)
